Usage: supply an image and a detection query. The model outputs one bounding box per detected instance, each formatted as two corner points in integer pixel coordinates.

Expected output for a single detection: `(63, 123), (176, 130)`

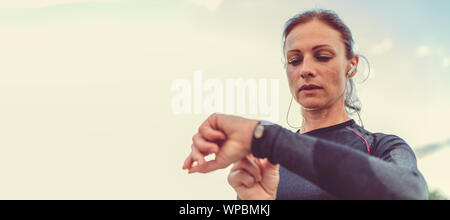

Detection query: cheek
(286, 69), (299, 92)
(317, 63), (344, 93)
(327, 71), (347, 95)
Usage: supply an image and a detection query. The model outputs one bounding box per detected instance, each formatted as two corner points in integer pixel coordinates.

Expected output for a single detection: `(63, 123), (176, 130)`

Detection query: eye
(315, 51), (333, 62)
(288, 57), (302, 66)
(316, 56), (332, 62)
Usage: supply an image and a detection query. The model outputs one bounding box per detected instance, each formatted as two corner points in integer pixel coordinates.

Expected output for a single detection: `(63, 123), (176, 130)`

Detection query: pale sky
(0, 0), (449, 199)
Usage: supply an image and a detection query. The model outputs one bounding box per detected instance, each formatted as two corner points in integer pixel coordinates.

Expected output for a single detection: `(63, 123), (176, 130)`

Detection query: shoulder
(349, 123), (417, 160)
(370, 132), (418, 165)
(371, 132), (411, 151)
(348, 123), (411, 152)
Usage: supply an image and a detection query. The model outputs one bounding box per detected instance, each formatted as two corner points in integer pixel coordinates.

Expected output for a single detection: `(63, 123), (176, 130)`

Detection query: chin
(298, 99), (326, 110)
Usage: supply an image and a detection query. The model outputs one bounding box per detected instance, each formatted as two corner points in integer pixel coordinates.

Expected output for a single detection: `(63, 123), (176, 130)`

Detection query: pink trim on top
(346, 126), (370, 154)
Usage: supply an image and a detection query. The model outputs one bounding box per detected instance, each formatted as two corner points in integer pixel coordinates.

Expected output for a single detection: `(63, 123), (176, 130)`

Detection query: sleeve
(251, 124), (429, 200)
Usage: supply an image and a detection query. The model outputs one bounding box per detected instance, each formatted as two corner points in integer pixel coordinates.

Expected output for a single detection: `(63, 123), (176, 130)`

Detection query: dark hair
(282, 9), (366, 119)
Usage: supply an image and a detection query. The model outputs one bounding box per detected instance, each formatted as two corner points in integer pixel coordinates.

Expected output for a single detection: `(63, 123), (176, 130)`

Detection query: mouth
(299, 84), (323, 93)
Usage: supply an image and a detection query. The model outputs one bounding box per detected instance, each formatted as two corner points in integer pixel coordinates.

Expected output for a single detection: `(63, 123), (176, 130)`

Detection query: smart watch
(254, 121), (265, 139)
(253, 120), (274, 139)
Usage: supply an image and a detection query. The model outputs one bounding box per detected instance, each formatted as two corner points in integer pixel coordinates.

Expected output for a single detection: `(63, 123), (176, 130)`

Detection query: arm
(252, 124), (429, 200)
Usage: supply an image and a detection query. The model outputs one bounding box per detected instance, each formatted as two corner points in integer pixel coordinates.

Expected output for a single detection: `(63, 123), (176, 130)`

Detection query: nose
(300, 56), (316, 79)
(300, 71), (315, 79)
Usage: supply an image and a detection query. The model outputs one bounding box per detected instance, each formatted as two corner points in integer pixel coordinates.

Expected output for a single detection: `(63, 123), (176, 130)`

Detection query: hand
(228, 154), (280, 200)
(182, 113), (258, 174)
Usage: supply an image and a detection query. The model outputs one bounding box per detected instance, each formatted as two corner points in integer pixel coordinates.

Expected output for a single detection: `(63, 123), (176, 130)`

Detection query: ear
(347, 55), (359, 78)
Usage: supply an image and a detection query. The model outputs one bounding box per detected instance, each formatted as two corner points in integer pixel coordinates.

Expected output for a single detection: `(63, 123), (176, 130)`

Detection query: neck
(299, 99), (350, 134)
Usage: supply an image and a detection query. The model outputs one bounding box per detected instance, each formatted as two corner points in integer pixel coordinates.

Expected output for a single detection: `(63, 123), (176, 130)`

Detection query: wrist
(246, 120), (259, 153)
(250, 120), (281, 163)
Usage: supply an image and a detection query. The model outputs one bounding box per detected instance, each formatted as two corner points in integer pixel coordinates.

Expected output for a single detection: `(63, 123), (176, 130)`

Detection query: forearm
(251, 124), (428, 200)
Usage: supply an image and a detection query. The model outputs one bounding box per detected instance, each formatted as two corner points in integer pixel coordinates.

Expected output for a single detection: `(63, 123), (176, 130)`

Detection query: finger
(261, 158), (280, 170)
(192, 133), (219, 154)
(182, 155), (193, 170)
(182, 154), (203, 170)
(230, 156), (252, 172)
(247, 153), (260, 163)
(230, 156), (261, 181)
(253, 157), (265, 172)
(184, 145), (207, 172)
(230, 156), (262, 182)
(189, 158), (227, 174)
(228, 169), (256, 188)
(198, 120), (226, 141)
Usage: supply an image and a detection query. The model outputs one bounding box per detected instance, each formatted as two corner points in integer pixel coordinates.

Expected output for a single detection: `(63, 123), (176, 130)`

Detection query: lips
(299, 84), (323, 92)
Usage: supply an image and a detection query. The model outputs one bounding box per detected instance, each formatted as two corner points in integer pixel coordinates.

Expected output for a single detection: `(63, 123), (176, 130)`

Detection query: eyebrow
(287, 44), (332, 53)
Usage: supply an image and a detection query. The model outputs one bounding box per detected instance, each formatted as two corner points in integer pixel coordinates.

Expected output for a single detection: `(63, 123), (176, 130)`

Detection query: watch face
(254, 124), (264, 139)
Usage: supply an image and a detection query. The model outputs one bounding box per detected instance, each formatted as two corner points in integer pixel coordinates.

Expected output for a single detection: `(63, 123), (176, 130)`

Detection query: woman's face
(285, 20), (353, 111)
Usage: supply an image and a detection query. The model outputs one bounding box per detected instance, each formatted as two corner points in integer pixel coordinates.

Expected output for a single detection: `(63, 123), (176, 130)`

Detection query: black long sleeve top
(251, 119), (428, 200)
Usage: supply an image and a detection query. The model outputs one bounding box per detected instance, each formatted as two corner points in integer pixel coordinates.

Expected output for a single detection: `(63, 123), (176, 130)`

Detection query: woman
(182, 9), (428, 200)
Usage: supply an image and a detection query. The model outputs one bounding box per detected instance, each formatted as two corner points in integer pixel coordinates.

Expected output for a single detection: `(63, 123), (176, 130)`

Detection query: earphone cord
(357, 111), (364, 128)
(350, 95), (365, 129)
(287, 95), (365, 130)
(286, 96), (302, 129)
